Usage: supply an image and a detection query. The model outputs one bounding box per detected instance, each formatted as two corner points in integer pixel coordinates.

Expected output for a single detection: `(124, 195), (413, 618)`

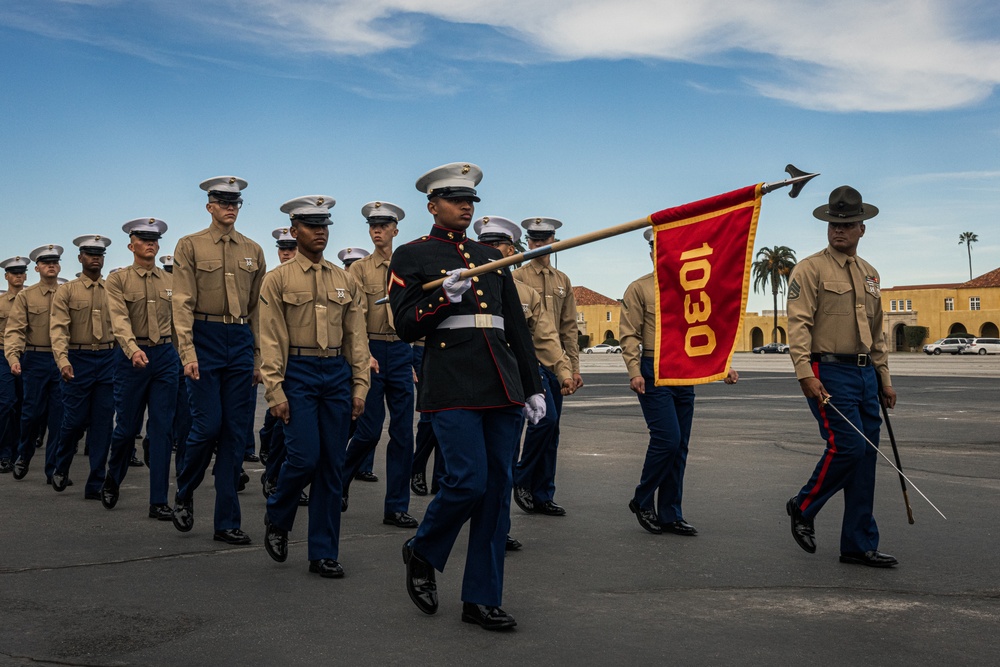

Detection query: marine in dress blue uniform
(101, 219), (182, 518)
(170, 176), (266, 545)
(391, 162), (544, 631)
(0, 256), (30, 474)
(49, 234), (116, 498)
(6, 245), (65, 482)
(259, 195), (370, 578)
(786, 186), (899, 568)
(342, 201), (418, 528)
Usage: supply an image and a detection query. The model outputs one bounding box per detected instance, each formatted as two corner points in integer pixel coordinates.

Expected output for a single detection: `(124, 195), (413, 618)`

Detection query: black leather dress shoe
(512, 486), (535, 514)
(298, 491), (310, 506)
(261, 476), (277, 499)
(410, 472), (428, 496)
(786, 497), (816, 553)
(355, 471), (378, 483)
(661, 520), (698, 536)
(461, 603), (517, 631)
(129, 455), (144, 467)
(0, 458), (13, 474)
(628, 499), (662, 535)
(537, 500), (566, 516)
(101, 478), (119, 509)
(258, 447), (269, 465)
(244, 452), (260, 462)
(402, 538), (437, 614)
(505, 535), (523, 551)
(264, 515), (288, 562)
(384, 512), (419, 528)
(51, 472), (69, 492)
(309, 558), (344, 578)
(238, 469), (249, 492)
(840, 550), (898, 568)
(214, 529), (251, 545)
(12, 458), (28, 480)
(172, 499), (194, 532)
(148, 504), (173, 521)
(341, 492), (348, 512)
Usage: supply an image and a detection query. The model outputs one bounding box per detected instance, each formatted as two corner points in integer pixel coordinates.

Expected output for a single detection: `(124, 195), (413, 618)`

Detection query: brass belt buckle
(474, 314), (493, 328)
(857, 354), (866, 367)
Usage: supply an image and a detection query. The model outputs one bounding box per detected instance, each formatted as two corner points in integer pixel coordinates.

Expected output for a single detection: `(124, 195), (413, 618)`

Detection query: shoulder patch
(788, 278), (801, 301)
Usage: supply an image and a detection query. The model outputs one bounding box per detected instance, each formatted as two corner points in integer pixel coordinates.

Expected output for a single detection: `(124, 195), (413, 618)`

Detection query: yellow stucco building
(881, 267), (1000, 350)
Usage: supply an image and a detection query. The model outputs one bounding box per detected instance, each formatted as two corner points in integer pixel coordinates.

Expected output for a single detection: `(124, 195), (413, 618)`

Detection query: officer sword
(821, 396), (946, 520)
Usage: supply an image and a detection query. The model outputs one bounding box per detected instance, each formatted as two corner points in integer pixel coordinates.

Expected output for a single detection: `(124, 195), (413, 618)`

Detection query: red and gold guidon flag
(649, 184), (762, 385)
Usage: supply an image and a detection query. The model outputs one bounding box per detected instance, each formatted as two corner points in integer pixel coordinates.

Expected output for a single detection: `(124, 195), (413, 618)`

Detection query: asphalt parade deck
(1, 354), (998, 665)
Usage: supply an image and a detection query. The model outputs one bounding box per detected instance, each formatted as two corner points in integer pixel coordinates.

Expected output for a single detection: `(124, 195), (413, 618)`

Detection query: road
(1, 353), (997, 665)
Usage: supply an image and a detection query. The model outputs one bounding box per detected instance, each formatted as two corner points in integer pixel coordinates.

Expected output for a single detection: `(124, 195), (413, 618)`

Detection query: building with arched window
(881, 267), (1000, 351)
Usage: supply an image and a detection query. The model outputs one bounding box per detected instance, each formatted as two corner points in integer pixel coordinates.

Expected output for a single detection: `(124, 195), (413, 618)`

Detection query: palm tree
(959, 231), (978, 280)
(752, 246), (797, 344)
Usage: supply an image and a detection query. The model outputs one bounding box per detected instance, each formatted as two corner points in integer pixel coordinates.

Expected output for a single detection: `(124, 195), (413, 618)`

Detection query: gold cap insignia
(483, 216), (490, 222)
(317, 197), (324, 205)
(374, 202), (382, 208)
(228, 177), (236, 184)
(461, 164), (470, 174)
(149, 218), (156, 223)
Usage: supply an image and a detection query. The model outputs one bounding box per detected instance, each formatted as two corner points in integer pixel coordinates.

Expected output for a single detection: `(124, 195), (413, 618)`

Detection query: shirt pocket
(281, 291), (314, 332)
(68, 299), (91, 327)
(236, 256), (258, 292)
(821, 281), (853, 315)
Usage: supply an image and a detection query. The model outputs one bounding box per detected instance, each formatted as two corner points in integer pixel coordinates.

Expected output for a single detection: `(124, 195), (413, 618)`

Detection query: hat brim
(813, 203), (879, 223)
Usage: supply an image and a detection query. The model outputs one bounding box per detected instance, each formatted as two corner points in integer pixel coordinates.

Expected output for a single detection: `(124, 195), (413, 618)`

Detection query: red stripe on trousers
(801, 361), (836, 512)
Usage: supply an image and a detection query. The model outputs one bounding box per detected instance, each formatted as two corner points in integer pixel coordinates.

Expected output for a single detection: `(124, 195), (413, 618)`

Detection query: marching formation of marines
(0, 166), (899, 632)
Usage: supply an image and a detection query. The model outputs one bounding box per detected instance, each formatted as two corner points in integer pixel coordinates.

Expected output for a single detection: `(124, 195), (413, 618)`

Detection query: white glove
(523, 393), (547, 425)
(442, 268), (472, 303)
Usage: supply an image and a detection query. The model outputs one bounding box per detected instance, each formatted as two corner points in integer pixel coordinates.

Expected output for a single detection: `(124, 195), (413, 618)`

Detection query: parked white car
(960, 337), (1000, 355)
(586, 343), (622, 354)
(923, 337), (973, 355)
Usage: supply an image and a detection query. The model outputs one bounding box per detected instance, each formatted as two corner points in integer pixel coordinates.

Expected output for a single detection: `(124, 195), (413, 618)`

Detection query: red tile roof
(962, 266), (1000, 289)
(573, 286), (619, 306)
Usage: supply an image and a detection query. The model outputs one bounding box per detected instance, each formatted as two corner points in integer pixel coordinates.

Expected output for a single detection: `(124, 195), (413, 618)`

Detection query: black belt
(289, 346), (341, 358)
(194, 313), (248, 325)
(68, 342), (117, 351)
(811, 353), (871, 367)
(136, 338), (171, 347)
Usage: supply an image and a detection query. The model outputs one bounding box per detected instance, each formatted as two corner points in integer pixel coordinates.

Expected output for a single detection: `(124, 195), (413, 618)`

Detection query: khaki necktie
(222, 235), (242, 320)
(314, 264), (329, 349)
(146, 271), (160, 344)
(91, 282), (104, 340)
(847, 257), (873, 351)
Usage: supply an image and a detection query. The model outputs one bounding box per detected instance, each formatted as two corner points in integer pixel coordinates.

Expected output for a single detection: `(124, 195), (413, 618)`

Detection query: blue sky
(2, 0), (999, 311)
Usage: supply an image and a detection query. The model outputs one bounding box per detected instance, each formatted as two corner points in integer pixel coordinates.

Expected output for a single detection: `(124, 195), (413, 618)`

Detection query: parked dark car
(752, 342), (789, 354)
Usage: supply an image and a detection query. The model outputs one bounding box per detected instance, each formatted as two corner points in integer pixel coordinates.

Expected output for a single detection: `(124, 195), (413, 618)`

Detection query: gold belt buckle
(474, 314), (493, 328)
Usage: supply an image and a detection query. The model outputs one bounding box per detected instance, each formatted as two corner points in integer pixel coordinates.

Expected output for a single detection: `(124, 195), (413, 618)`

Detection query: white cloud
(6, 0), (1000, 111)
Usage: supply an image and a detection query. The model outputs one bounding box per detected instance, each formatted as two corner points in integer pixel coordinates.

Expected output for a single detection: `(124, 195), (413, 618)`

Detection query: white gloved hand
(442, 268), (472, 303)
(523, 393), (547, 425)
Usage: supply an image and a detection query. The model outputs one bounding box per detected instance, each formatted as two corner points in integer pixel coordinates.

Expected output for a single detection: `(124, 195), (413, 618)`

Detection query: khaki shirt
(106, 264), (174, 361)
(4, 282), (58, 365)
(619, 272), (656, 379)
(49, 276), (116, 368)
(513, 260), (580, 373)
(514, 279), (572, 383)
(0, 290), (20, 351)
(347, 251), (395, 335)
(171, 221), (266, 366)
(787, 245), (890, 387)
(258, 251), (370, 407)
